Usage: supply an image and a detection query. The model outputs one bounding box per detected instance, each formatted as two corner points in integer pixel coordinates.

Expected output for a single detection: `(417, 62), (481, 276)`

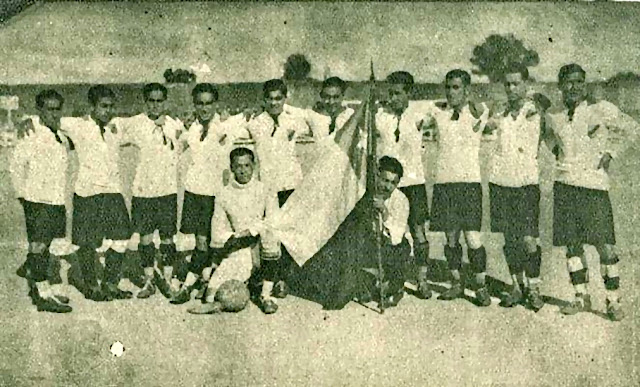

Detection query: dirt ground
(1, 140), (639, 387)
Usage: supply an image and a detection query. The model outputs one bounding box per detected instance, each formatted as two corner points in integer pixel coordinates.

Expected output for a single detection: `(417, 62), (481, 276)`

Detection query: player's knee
(566, 244), (584, 258)
(140, 233), (154, 245)
(196, 236), (209, 252)
(598, 244), (619, 265)
(29, 242), (47, 254)
(523, 236), (538, 254)
(465, 232), (483, 250)
(111, 240), (129, 254)
(445, 231), (460, 248)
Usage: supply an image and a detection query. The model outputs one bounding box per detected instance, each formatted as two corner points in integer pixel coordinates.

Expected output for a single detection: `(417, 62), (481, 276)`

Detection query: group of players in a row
(10, 63), (638, 320)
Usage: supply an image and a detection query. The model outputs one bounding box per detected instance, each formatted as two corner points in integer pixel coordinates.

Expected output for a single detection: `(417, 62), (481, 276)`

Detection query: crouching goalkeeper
(188, 147), (281, 315)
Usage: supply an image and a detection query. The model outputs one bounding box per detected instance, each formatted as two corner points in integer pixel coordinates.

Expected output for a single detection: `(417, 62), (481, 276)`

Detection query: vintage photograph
(0, 1), (638, 386)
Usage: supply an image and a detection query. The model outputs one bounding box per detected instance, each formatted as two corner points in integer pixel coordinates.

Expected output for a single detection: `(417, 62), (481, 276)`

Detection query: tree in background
(470, 34), (539, 82)
(283, 54), (312, 81)
(163, 68), (197, 84)
(606, 71), (640, 87)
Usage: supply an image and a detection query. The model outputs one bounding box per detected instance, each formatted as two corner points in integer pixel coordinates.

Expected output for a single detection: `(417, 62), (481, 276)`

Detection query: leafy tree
(606, 71), (640, 87)
(471, 34), (539, 82)
(283, 54), (311, 81)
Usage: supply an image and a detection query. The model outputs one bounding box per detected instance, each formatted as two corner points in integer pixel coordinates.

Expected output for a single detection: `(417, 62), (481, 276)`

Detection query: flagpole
(365, 60), (385, 314)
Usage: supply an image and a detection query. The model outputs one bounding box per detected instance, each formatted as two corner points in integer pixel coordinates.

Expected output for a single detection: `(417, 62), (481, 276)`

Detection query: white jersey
(488, 100), (542, 187)
(182, 114), (245, 197)
(376, 101), (433, 187)
(114, 114), (184, 198)
(548, 100), (638, 191)
(10, 116), (71, 205)
(61, 116), (125, 197)
(240, 105), (310, 193)
(430, 102), (489, 184)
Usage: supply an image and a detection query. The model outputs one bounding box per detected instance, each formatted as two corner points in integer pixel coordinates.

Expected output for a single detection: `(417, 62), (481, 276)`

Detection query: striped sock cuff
(570, 268), (589, 285)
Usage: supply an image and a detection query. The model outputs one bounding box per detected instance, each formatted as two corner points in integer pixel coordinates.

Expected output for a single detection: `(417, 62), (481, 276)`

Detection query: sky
(0, 1), (638, 84)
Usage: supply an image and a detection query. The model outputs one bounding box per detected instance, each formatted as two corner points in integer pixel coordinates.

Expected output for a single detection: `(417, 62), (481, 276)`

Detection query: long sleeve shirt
(10, 116), (71, 205)
(488, 100), (542, 187)
(293, 105), (356, 140)
(237, 105), (310, 192)
(548, 100), (639, 191)
(113, 114), (184, 198)
(376, 101), (433, 187)
(381, 188), (410, 246)
(60, 116), (125, 197)
(182, 113), (246, 197)
(210, 177), (280, 257)
(429, 101), (489, 184)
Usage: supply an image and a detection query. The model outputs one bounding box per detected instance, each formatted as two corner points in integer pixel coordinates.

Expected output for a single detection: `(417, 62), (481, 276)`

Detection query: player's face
(38, 97), (63, 130)
(193, 91), (217, 122)
(91, 96), (115, 125)
(231, 154), (254, 184)
(320, 86), (344, 116)
(560, 71), (586, 105)
(387, 84), (410, 114)
(377, 170), (400, 199)
(504, 73), (527, 103)
(264, 90), (285, 117)
(145, 89), (167, 120)
(445, 77), (468, 109)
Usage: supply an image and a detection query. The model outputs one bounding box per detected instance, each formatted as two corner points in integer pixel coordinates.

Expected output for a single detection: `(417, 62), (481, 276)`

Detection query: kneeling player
(356, 156), (412, 308)
(188, 147), (280, 314)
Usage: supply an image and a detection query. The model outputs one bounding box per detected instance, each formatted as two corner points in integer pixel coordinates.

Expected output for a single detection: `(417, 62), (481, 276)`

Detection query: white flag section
(268, 106), (368, 266)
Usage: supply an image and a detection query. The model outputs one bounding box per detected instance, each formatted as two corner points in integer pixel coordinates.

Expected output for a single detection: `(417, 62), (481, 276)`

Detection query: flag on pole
(268, 66), (380, 309)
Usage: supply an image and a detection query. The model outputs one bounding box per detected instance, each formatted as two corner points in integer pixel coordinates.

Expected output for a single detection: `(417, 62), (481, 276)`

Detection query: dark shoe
(416, 276), (432, 300)
(153, 271), (172, 299)
(272, 281), (289, 299)
(259, 297), (278, 314)
(475, 287), (492, 307)
(526, 287), (545, 312)
(560, 294), (591, 315)
(500, 287), (523, 308)
(36, 297), (72, 313)
(103, 283), (133, 300)
(170, 288), (192, 305)
(438, 282), (463, 301)
(85, 285), (108, 302)
(188, 302), (223, 315)
(606, 299), (625, 322)
(16, 263), (28, 279)
(137, 281), (156, 299)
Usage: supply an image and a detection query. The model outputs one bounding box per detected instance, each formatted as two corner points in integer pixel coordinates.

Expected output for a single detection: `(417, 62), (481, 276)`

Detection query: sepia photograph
(0, 1), (638, 386)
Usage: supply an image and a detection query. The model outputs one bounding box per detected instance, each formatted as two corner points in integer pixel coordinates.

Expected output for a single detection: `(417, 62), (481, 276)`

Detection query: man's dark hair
(322, 77), (347, 94)
(142, 82), (168, 101)
(445, 69), (471, 87)
(386, 71), (414, 93)
(88, 85), (116, 106)
(36, 89), (64, 109)
(503, 64), (530, 82)
(263, 79), (287, 98)
(558, 63), (586, 85)
(191, 83), (219, 102)
(230, 147), (255, 164)
(378, 156), (404, 180)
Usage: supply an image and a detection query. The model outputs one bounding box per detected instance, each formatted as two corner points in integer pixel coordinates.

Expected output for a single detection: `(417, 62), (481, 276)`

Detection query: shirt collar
(230, 176), (254, 190)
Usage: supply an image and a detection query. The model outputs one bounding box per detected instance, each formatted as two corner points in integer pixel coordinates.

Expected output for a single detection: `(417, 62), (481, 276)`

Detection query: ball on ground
(215, 280), (250, 312)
